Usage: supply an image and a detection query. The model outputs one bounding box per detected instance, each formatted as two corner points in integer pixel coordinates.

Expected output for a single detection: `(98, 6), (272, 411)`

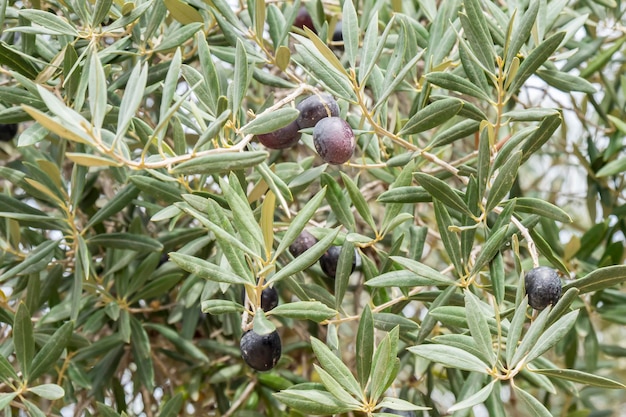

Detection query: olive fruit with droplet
(240, 329), (282, 371)
(312, 117), (355, 165)
(525, 266), (562, 310)
(379, 408), (416, 417)
(293, 6), (315, 33)
(289, 230), (318, 258)
(0, 124), (18, 142)
(256, 120), (301, 149)
(296, 93), (340, 129)
(320, 246), (356, 279)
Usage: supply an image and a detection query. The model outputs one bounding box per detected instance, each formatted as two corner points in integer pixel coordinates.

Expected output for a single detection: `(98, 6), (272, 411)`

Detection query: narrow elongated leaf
(433, 199), (463, 274)
(201, 300), (244, 315)
(505, 0), (539, 67)
(505, 297), (528, 366)
(510, 306), (551, 367)
(0, 240), (59, 283)
(486, 151), (522, 212)
(171, 151), (268, 175)
(356, 305), (374, 390)
(274, 389), (355, 415)
(430, 119), (481, 148)
(597, 157), (626, 177)
(448, 380), (496, 412)
(144, 324), (209, 363)
(268, 301), (336, 322)
(563, 265), (626, 294)
(158, 393), (184, 417)
(340, 172), (377, 232)
(220, 178), (265, 252)
(321, 173), (356, 231)
(0, 393), (18, 410)
(116, 62), (148, 141)
(520, 114), (561, 162)
(169, 253), (249, 285)
(0, 353), (18, 385)
(314, 365), (362, 408)
(88, 50), (107, 130)
(243, 107), (299, 135)
(507, 32), (566, 98)
(89, 233), (163, 252)
(426, 72), (491, 101)
(471, 224), (510, 275)
(512, 197), (572, 223)
(14, 303), (34, 380)
(377, 397), (430, 411)
(461, 0), (494, 70)
(28, 384), (64, 400)
(334, 241), (355, 309)
(390, 256), (455, 284)
(30, 321), (74, 381)
(530, 368), (626, 389)
(311, 337), (362, 398)
(85, 184), (139, 228)
(399, 99), (463, 136)
(342, 0), (358, 68)
(464, 290), (496, 366)
(536, 69), (596, 93)
(513, 385), (553, 417)
(526, 310), (579, 363)
(19, 9), (79, 36)
(415, 173), (472, 217)
(408, 344), (490, 373)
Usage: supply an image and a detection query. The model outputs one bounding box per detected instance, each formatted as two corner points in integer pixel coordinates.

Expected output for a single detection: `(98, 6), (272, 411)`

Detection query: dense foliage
(0, 0), (625, 416)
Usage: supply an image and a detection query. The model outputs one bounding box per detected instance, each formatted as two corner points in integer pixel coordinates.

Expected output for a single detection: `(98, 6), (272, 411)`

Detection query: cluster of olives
(524, 266), (562, 310)
(239, 283), (281, 372)
(289, 230), (355, 279)
(256, 92), (355, 165)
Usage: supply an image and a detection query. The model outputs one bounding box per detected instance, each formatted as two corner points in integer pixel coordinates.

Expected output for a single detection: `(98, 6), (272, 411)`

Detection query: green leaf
(163, 0), (202, 24)
(88, 49), (107, 131)
(0, 42), (38, 78)
(563, 265), (626, 294)
(169, 253), (250, 285)
(28, 383), (65, 400)
(220, 177), (265, 253)
(0, 353), (18, 385)
(268, 301), (336, 322)
(144, 324), (209, 363)
(377, 397), (430, 411)
(0, 393), (18, 410)
(85, 184), (139, 229)
(536, 69), (596, 93)
(433, 199), (463, 274)
(505, 0), (539, 68)
(14, 303), (34, 380)
(130, 316), (154, 391)
(390, 256), (455, 284)
(342, 0), (359, 68)
(461, 0), (494, 70)
(507, 32), (566, 98)
(471, 224), (510, 275)
(464, 290), (496, 366)
(486, 151), (522, 212)
(96, 403), (123, 417)
(154, 22), (203, 52)
(171, 151), (268, 175)
(335, 242), (355, 310)
(408, 344), (490, 374)
(530, 368), (626, 389)
(158, 393), (184, 417)
(253, 308), (276, 335)
(520, 113), (561, 162)
(89, 233), (163, 252)
(399, 99), (463, 136)
(0, 240), (59, 283)
(430, 119), (481, 148)
(321, 173), (356, 231)
(30, 321), (74, 381)
(274, 389), (355, 415)
(314, 365), (362, 408)
(415, 173), (472, 217)
(370, 329), (399, 401)
(526, 310), (579, 363)
(19, 9), (79, 36)
(509, 306), (551, 368)
(201, 299), (244, 315)
(448, 380), (496, 413)
(243, 107), (299, 135)
(505, 297), (528, 367)
(426, 72), (491, 101)
(340, 172), (377, 232)
(130, 176), (182, 204)
(579, 35), (625, 79)
(597, 156), (626, 177)
(513, 385), (553, 417)
(273, 187), (326, 260)
(356, 305), (374, 390)
(512, 197), (572, 223)
(116, 62), (148, 142)
(310, 337), (362, 398)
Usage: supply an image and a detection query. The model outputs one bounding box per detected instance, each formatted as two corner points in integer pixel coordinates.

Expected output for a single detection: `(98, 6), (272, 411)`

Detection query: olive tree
(0, 0), (625, 416)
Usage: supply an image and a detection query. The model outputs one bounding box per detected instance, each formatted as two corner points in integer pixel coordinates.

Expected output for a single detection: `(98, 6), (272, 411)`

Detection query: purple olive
(525, 266), (562, 310)
(312, 117), (355, 165)
(289, 230), (318, 258)
(296, 93), (339, 129)
(0, 124), (18, 142)
(256, 120), (301, 149)
(293, 6), (315, 33)
(320, 246), (356, 279)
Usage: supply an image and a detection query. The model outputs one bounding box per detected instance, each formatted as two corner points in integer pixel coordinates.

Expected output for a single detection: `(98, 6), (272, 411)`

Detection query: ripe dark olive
(293, 6), (315, 33)
(332, 21), (343, 42)
(320, 246), (356, 279)
(242, 285), (279, 312)
(296, 93), (340, 129)
(0, 124), (18, 142)
(240, 329), (281, 371)
(312, 117), (355, 165)
(289, 230), (318, 258)
(261, 286), (278, 312)
(525, 266), (562, 310)
(379, 408), (416, 417)
(256, 120), (301, 149)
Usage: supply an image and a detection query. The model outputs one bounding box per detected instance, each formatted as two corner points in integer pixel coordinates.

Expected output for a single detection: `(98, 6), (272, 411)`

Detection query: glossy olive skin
(0, 124), (18, 142)
(312, 117), (355, 165)
(293, 6), (315, 33)
(260, 286), (278, 312)
(332, 21), (343, 42)
(289, 230), (318, 258)
(525, 266), (562, 310)
(240, 329), (282, 371)
(296, 93), (339, 129)
(319, 246), (356, 279)
(256, 120), (301, 149)
(379, 408), (416, 417)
